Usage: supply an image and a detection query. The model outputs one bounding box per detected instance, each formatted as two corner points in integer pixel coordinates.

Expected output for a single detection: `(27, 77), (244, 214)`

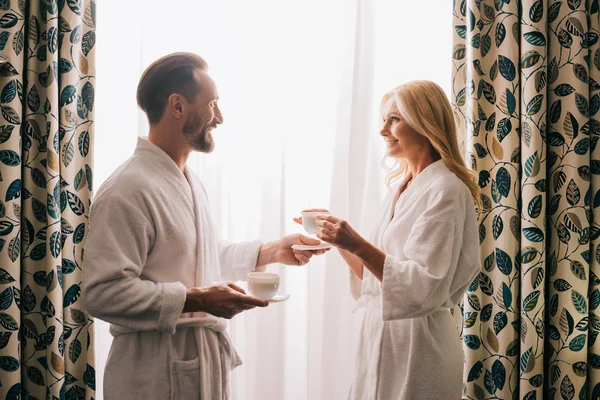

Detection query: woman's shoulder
(422, 163), (472, 204)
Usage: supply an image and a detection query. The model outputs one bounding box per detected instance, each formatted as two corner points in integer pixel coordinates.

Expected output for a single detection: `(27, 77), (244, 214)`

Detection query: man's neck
(147, 126), (191, 172)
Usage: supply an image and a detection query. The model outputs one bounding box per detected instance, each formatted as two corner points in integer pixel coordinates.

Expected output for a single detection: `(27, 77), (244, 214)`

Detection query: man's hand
(256, 234), (329, 267)
(281, 234), (329, 265)
(277, 234), (329, 266)
(183, 283), (268, 319)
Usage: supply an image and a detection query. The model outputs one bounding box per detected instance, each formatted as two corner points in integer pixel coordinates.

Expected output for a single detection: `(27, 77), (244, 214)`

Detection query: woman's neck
(405, 149), (441, 180)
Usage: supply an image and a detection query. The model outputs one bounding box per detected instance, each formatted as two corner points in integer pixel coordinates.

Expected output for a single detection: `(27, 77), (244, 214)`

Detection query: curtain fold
(453, 0), (600, 398)
(0, 0), (96, 398)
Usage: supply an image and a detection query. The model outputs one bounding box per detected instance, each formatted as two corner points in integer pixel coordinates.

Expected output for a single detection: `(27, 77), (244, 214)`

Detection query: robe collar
(392, 159), (448, 210)
(135, 137), (191, 188)
(407, 159), (447, 190)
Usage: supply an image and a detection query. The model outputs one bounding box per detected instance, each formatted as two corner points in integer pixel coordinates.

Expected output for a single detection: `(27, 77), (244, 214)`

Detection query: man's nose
(214, 105), (223, 124)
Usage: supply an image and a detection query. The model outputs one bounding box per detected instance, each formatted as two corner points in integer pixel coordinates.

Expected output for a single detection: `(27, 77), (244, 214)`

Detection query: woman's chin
(386, 148), (402, 158)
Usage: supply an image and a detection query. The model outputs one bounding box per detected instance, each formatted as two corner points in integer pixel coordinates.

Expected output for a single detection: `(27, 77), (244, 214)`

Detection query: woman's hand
(315, 215), (365, 253)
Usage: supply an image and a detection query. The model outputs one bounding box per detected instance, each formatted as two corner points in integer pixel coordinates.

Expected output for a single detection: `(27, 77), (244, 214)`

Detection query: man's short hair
(136, 52), (208, 124)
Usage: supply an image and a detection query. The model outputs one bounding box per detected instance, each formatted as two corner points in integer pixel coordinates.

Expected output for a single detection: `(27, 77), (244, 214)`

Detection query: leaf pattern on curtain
(0, 0), (96, 399)
(453, 0), (600, 398)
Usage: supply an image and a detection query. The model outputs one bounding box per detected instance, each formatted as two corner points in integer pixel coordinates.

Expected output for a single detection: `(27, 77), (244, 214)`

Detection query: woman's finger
(317, 224), (335, 236)
(322, 227), (335, 236)
(316, 219), (336, 229)
(293, 217), (302, 225)
(316, 231), (332, 243)
(316, 215), (338, 223)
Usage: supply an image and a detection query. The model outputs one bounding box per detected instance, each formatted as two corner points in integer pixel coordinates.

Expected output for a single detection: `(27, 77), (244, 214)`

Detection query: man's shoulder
(95, 155), (155, 200)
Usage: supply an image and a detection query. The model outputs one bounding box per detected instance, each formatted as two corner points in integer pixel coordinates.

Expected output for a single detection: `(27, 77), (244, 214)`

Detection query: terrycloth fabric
(349, 160), (481, 400)
(83, 137), (262, 399)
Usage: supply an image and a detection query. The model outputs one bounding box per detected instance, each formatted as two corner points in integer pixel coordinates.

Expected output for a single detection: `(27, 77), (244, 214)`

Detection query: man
(82, 52), (323, 399)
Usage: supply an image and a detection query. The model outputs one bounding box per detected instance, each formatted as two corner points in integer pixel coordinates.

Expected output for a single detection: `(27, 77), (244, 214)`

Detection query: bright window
(94, 2), (452, 398)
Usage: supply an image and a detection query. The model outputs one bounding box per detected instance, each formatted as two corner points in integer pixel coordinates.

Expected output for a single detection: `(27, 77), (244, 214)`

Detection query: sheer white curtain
(94, 1), (452, 399)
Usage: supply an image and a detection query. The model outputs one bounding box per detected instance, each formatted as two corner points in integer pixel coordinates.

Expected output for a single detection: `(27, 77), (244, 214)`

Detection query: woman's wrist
(353, 239), (386, 281)
(352, 238), (374, 261)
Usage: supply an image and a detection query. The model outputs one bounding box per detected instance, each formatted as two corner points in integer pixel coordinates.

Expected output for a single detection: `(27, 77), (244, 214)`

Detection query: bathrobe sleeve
(219, 240), (263, 282)
(82, 196), (187, 334)
(349, 271), (363, 300)
(381, 188), (468, 321)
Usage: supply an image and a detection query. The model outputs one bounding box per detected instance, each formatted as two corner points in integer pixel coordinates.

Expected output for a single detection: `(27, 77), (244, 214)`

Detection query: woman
(311, 80), (480, 399)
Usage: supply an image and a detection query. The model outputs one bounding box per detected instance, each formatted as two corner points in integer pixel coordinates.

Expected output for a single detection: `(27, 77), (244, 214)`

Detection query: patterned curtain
(453, 0), (600, 399)
(0, 0), (96, 399)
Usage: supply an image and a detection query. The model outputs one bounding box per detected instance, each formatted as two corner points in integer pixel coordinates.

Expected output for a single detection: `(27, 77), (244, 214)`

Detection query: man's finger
(238, 294), (269, 307)
(293, 250), (313, 259)
(228, 283), (246, 294)
(298, 234), (321, 245)
(295, 254), (310, 264)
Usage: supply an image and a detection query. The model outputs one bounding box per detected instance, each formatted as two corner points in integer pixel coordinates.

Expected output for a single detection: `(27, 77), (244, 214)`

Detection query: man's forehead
(194, 70), (219, 99)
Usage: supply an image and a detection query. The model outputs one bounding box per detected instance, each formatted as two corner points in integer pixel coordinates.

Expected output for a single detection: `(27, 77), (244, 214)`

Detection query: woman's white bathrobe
(349, 160), (480, 400)
(82, 138), (262, 400)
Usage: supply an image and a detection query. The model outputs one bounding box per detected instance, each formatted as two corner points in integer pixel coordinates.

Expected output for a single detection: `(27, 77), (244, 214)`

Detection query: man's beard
(183, 112), (215, 153)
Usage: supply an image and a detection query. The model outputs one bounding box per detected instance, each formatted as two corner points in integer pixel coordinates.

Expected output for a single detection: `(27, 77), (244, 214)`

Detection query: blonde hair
(381, 80), (480, 206)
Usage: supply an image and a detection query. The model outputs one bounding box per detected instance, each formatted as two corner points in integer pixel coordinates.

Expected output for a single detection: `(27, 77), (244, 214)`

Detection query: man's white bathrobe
(83, 138), (262, 400)
(349, 160), (480, 400)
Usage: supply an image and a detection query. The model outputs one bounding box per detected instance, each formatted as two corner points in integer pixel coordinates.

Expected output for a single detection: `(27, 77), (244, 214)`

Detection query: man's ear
(167, 94), (184, 119)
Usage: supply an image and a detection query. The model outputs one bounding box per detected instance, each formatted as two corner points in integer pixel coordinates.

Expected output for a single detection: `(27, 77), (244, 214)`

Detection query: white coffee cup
(247, 272), (280, 300)
(301, 211), (332, 234)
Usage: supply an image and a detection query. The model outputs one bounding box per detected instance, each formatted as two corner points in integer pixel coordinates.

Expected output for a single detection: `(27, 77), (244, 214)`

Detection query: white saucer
(268, 294), (291, 303)
(291, 243), (332, 251)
